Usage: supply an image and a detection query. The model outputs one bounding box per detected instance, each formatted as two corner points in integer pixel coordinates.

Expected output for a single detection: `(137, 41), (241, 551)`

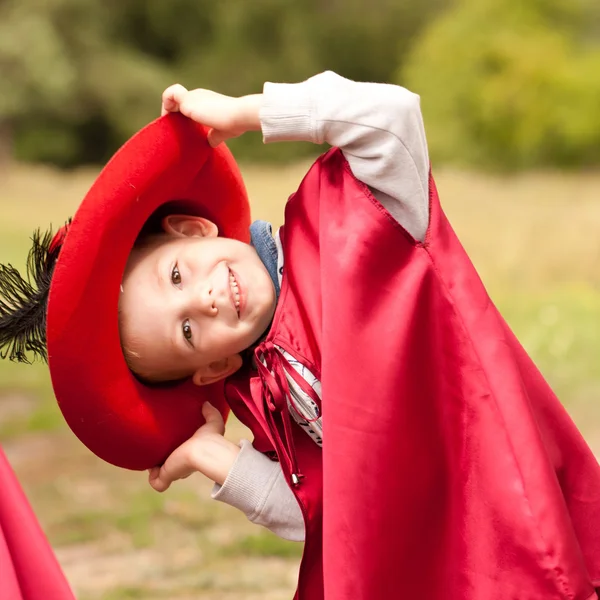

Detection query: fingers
(148, 453), (192, 493)
(161, 83), (188, 116)
(147, 404), (226, 494)
(207, 128), (225, 148)
(148, 466), (170, 493)
(201, 401), (226, 434)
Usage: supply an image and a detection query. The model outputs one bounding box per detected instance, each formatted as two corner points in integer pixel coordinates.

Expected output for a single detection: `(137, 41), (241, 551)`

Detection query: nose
(187, 279), (217, 318)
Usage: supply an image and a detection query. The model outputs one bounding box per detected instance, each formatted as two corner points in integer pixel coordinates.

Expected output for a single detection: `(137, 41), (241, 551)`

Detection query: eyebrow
(156, 256), (165, 293)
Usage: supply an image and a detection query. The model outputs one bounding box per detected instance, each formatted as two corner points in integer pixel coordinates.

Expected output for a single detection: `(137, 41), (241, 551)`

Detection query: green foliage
(1, 0), (597, 168)
(0, 0), (170, 165)
(403, 0), (600, 170)
(0, 0), (446, 166)
(0, 1), (77, 120)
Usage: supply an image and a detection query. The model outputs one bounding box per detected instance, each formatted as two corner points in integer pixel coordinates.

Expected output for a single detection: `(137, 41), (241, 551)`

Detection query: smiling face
(119, 215), (277, 385)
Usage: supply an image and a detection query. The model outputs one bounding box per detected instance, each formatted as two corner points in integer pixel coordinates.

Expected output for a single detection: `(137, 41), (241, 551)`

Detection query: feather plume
(0, 224), (68, 364)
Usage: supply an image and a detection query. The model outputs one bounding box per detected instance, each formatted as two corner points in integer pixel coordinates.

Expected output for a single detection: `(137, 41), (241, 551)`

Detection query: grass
(222, 532), (304, 559)
(498, 287), (600, 402)
(0, 362), (63, 438)
(1, 162), (599, 598)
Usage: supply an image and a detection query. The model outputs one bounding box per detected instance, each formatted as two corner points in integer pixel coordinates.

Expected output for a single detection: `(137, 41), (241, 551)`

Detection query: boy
(2, 72), (600, 599)
(121, 72), (430, 544)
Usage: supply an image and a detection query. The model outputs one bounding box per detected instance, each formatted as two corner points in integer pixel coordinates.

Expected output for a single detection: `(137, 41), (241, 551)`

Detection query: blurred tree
(307, 0), (449, 84)
(0, 0), (169, 166)
(112, 0), (450, 162)
(0, 0), (77, 162)
(403, 0), (600, 170)
(1, 0), (449, 166)
(105, 0), (321, 161)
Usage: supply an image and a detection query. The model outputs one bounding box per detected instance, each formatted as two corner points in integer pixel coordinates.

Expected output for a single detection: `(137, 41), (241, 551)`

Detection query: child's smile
(118, 215), (277, 384)
(228, 268), (242, 317)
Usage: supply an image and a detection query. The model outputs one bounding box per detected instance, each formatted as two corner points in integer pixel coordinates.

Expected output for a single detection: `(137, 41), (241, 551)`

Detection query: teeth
(229, 271), (241, 314)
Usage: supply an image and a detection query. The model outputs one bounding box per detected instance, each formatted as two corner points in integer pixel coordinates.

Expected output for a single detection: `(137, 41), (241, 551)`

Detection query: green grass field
(1, 162), (599, 599)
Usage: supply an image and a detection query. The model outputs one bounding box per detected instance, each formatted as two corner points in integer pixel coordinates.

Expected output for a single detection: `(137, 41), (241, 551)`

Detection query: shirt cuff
(211, 439), (282, 520)
(260, 81), (316, 144)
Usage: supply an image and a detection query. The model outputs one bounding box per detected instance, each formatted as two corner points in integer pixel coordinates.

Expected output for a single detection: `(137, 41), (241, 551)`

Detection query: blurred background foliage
(405, 0), (600, 169)
(1, 3), (599, 597)
(2, 0), (597, 169)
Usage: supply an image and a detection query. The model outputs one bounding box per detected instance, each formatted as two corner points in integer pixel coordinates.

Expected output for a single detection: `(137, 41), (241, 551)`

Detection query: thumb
(201, 401), (225, 433)
(207, 128), (227, 148)
(147, 447), (194, 492)
(148, 465), (171, 492)
(161, 83), (188, 116)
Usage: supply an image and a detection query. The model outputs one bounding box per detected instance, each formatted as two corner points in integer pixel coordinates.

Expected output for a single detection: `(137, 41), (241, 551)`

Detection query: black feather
(0, 225), (67, 364)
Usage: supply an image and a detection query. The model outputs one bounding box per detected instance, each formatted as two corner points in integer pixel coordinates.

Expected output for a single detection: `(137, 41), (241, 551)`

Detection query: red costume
(227, 148), (600, 599)
(0, 447), (74, 599)
(24, 113), (597, 598)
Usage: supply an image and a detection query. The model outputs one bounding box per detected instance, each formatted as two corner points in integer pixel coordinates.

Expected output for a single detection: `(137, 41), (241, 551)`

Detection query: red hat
(46, 114), (251, 470)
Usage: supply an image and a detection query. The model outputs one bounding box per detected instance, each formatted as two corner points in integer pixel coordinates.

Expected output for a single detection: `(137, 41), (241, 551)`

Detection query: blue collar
(250, 220), (281, 300)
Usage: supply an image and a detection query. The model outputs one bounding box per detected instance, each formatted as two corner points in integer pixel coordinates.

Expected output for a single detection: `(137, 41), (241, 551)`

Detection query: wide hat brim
(47, 114), (251, 470)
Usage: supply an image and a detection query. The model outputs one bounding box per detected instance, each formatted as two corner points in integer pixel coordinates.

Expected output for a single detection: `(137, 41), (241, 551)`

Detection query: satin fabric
(227, 148), (600, 599)
(0, 447), (74, 599)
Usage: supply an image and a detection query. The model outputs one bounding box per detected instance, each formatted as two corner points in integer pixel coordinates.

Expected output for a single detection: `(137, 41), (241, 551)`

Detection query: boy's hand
(161, 84), (262, 147)
(148, 402), (240, 492)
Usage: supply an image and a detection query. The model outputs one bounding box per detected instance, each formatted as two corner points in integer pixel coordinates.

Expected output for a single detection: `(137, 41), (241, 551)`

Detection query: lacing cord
(255, 340), (321, 486)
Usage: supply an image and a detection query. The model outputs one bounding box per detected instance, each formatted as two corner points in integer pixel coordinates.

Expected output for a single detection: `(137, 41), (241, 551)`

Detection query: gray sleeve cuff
(212, 439), (281, 517)
(261, 70), (430, 241)
(212, 440), (305, 542)
(260, 81), (317, 144)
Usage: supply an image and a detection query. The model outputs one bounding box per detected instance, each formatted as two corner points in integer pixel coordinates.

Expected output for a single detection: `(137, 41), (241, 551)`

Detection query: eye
(171, 264), (182, 286)
(182, 319), (193, 342)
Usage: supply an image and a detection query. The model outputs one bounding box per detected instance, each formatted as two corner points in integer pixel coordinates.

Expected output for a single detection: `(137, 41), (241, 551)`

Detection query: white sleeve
(211, 439), (305, 542)
(260, 70), (430, 241)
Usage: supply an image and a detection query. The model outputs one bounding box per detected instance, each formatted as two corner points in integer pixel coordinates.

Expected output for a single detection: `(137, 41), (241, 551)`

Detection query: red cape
(228, 148), (600, 599)
(0, 446), (74, 599)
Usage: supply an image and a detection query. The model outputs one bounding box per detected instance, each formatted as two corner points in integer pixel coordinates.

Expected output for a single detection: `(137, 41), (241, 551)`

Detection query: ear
(191, 354), (243, 387)
(161, 215), (219, 238)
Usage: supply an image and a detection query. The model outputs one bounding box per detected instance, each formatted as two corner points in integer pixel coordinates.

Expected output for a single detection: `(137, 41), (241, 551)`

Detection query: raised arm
(161, 71), (430, 241)
(260, 71), (430, 241)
